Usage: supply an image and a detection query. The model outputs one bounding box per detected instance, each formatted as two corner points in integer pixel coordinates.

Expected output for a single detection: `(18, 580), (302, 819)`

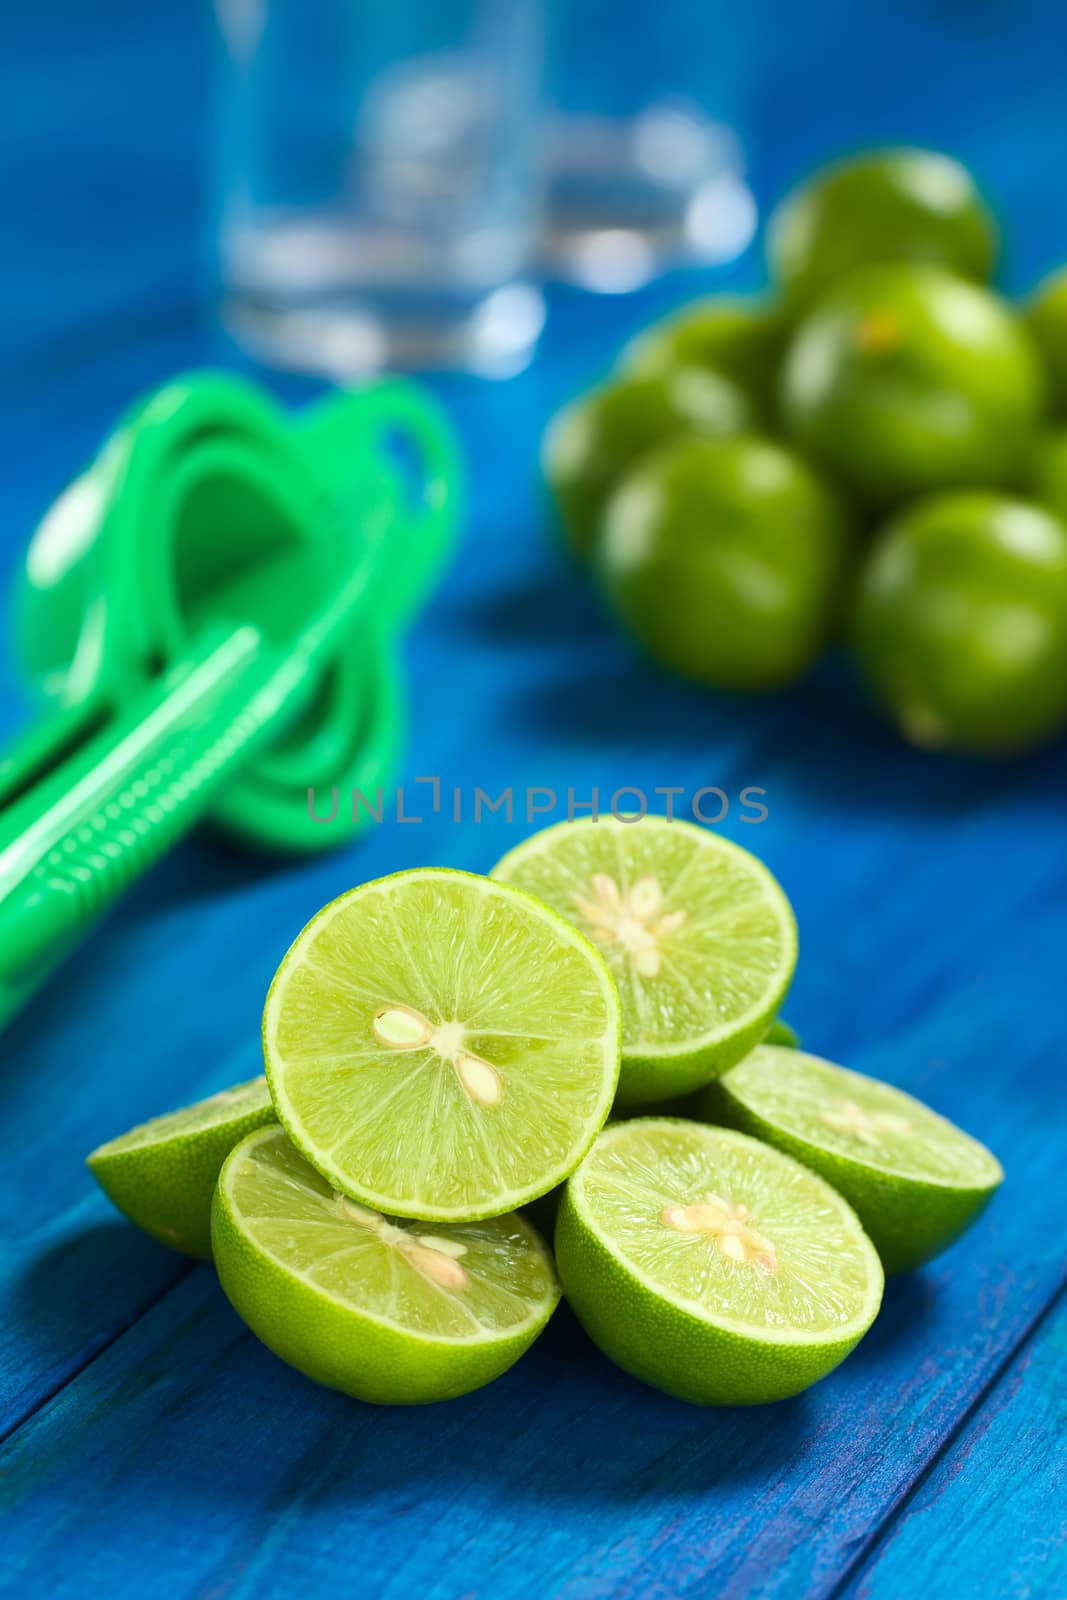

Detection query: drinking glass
(542, 0), (757, 291)
(214, 0), (546, 377)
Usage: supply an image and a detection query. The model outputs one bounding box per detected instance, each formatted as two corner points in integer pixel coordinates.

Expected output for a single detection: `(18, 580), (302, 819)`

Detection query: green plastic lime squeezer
(0, 370), (461, 1028)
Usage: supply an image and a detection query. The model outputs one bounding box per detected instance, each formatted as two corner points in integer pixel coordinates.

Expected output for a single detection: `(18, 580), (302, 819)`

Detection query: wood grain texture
(841, 1290), (1067, 1600)
(0, 1101), (1062, 1600)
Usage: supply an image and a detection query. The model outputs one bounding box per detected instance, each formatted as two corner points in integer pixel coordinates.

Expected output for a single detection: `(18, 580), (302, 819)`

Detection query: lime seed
(372, 1005), (433, 1049)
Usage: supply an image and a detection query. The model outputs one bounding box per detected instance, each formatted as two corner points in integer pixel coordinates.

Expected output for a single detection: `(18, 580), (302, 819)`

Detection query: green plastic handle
(0, 626), (264, 978)
(299, 377), (461, 629)
(0, 529), (387, 981)
(0, 698), (108, 814)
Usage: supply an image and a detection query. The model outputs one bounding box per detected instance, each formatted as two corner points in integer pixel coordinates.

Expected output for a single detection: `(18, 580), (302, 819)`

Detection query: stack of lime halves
(88, 816), (1003, 1408)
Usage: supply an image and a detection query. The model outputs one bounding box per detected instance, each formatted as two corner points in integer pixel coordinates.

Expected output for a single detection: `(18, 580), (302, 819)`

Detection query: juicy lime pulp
(557, 1119), (883, 1405)
(492, 817), (797, 1106)
(87, 1077), (275, 1258)
(709, 1046), (1004, 1272)
(716, 1047), (1003, 1186)
(262, 868), (621, 1222)
(213, 1127), (560, 1404)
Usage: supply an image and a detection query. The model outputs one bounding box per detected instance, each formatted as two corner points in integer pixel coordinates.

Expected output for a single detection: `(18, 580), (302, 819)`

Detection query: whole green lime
(851, 492), (1067, 753)
(595, 434), (853, 690)
(1026, 268), (1067, 415)
(543, 368), (753, 557)
(1031, 427), (1067, 523)
(768, 148), (997, 305)
(620, 298), (783, 414)
(781, 263), (1045, 504)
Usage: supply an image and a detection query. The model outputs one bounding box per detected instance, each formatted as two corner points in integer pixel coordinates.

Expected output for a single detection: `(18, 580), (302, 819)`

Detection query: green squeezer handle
(0, 377), (459, 1011)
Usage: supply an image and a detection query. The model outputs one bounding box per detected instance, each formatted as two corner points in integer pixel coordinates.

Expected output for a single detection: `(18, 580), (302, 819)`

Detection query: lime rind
(557, 1119), (883, 1404)
(709, 1047), (1003, 1273)
(213, 1127), (560, 1403)
(87, 1077), (275, 1258)
(89, 1078), (272, 1159)
(263, 867), (621, 1223)
(492, 817), (797, 1104)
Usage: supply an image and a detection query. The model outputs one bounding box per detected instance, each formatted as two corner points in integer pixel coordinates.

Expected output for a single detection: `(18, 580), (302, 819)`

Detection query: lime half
(263, 868), (620, 1222)
(708, 1046), (1004, 1272)
(213, 1127), (560, 1404)
(557, 1119), (883, 1405)
(87, 1078), (275, 1258)
(492, 817), (797, 1106)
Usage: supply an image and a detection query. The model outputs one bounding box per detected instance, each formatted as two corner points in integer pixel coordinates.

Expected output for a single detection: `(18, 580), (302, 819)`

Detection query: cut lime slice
(213, 1126), (560, 1403)
(557, 1118), (882, 1405)
(87, 1078), (275, 1258)
(492, 817), (797, 1106)
(263, 868), (620, 1222)
(708, 1046), (1004, 1273)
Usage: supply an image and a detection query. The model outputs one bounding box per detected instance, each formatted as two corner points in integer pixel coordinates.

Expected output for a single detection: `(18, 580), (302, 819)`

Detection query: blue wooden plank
(840, 1289), (1067, 1600)
(0, 2), (215, 383)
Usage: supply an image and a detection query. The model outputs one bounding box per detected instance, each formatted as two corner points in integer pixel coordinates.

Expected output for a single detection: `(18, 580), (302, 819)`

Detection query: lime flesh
(556, 1119), (883, 1405)
(263, 868), (621, 1222)
(707, 1046), (1004, 1273)
(87, 1078), (275, 1258)
(492, 817), (797, 1106)
(213, 1127), (560, 1404)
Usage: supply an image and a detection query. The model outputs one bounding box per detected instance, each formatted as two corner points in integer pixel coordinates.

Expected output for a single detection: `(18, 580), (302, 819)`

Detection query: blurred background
(3, 0), (1065, 521)
(5, 0), (1067, 771)
(3, 0), (1067, 834)
(0, 4), (1059, 385)
(6, 0), (1067, 737)
(204, 0), (1066, 380)
(6, 0), (1066, 397)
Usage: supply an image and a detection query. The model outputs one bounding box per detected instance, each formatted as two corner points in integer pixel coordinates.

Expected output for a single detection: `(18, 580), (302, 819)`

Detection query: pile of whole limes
(543, 148), (1067, 755)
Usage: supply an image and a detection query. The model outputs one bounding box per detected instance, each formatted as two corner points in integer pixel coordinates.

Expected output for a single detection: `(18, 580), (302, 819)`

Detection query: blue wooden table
(1, 4), (1065, 1596)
